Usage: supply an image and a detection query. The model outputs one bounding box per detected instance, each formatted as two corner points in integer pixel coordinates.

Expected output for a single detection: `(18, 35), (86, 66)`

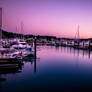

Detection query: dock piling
(34, 37), (36, 72)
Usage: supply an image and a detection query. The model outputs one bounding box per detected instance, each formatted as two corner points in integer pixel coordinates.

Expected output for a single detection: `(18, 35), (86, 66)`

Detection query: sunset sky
(0, 0), (92, 38)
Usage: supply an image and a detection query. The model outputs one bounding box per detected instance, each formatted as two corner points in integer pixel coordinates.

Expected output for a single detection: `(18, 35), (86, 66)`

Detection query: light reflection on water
(1, 46), (92, 92)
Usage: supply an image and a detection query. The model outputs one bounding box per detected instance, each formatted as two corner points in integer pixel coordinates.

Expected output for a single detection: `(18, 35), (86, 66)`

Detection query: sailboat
(74, 25), (80, 48)
(74, 25), (90, 50)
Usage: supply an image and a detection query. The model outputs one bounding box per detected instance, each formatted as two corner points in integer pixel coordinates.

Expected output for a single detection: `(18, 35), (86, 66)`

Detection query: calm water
(1, 46), (92, 92)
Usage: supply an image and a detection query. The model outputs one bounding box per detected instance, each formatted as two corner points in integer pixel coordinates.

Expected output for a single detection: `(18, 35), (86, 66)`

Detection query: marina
(0, 37), (92, 71)
(0, 0), (92, 91)
(0, 37), (35, 72)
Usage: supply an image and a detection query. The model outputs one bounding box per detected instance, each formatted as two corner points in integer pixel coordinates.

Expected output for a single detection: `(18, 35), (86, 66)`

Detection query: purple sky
(0, 0), (92, 38)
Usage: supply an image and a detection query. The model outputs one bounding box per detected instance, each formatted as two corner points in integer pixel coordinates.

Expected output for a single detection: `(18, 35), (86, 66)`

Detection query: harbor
(0, 0), (92, 91)
(0, 34), (92, 73)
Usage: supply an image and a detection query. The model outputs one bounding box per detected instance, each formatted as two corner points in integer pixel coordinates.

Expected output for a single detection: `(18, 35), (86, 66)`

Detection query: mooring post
(89, 40), (91, 50)
(34, 36), (36, 72)
(83, 41), (84, 49)
(34, 36), (37, 58)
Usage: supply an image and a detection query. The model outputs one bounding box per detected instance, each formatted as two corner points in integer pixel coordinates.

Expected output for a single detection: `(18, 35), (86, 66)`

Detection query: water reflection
(21, 57), (37, 73)
(1, 46), (92, 92)
(34, 58), (36, 73)
(0, 62), (23, 92)
(60, 46), (92, 59)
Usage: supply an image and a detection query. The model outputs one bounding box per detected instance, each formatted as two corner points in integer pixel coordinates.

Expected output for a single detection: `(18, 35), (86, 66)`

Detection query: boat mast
(0, 8), (2, 40)
(21, 21), (24, 39)
(75, 24), (80, 40)
(16, 26), (19, 39)
(77, 24), (80, 40)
